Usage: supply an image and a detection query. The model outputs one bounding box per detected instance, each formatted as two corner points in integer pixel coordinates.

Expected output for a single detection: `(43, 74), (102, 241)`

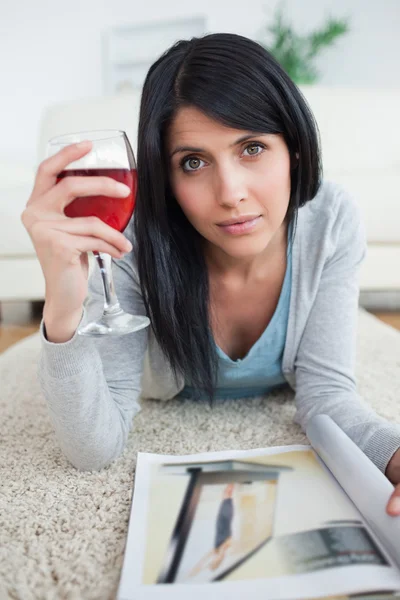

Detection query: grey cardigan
(38, 180), (400, 472)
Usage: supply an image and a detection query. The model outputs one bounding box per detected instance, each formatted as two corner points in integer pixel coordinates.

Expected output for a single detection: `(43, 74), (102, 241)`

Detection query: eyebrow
(169, 132), (270, 158)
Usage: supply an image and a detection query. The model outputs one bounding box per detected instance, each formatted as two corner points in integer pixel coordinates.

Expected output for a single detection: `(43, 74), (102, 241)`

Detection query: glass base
(78, 311), (150, 336)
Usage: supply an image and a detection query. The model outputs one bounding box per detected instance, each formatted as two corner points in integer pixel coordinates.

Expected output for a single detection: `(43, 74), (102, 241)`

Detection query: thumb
(386, 483), (400, 516)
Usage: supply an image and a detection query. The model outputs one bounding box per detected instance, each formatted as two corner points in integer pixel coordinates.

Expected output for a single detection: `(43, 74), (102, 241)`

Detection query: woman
(22, 33), (400, 514)
(190, 483), (236, 577)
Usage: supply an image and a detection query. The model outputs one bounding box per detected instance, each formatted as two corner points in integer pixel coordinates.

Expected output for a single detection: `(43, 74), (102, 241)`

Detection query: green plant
(258, 2), (350, 84)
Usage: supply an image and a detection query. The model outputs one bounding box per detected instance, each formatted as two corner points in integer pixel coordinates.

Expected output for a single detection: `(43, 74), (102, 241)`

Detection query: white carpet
(1, 308), (400, 599)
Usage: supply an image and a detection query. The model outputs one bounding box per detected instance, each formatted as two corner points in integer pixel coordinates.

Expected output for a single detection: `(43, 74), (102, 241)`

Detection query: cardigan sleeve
(37, 217), (149, 471)
(293, 191), (400, 474)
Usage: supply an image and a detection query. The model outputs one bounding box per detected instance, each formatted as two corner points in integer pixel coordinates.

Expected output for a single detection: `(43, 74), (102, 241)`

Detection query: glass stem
(94, 252), (122, 315)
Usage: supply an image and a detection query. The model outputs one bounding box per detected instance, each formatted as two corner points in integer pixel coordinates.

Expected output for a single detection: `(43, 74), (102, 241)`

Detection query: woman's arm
(293, 194), (400, 475)
(38, 218), (149, 471)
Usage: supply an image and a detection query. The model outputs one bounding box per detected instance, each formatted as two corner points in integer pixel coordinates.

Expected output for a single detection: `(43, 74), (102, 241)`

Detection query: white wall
(1, 0), (399, 166)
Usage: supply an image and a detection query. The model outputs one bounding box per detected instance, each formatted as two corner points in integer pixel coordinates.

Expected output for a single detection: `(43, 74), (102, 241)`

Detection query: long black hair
(134, 33), (322, 403)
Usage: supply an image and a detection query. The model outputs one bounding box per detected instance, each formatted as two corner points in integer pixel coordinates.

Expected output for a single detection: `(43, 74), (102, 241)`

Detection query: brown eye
(181, 157), (204, 172)
(244, 143), (263, 156)
(188, 158), (201, 169)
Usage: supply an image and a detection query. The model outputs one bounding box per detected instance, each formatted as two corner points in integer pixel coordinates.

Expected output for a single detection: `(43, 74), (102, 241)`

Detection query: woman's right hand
(21, 141), (133, 335)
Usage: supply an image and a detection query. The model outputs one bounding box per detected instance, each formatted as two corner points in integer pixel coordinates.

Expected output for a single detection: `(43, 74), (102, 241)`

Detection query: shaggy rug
(1, 308), (400, 600)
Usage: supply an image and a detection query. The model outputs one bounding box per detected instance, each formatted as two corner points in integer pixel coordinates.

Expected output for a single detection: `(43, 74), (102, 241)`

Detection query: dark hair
(134, 32), (322, 403)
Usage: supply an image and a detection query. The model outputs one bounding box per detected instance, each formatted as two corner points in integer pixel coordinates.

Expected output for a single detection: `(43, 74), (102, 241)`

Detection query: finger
(43, 230), (129, 262)
(386, 483), (400, 516)
(29, 217), (133, 256)
(30, 141), (93, 199)
(74, 235), (129, 260)
(47, 216), (133, 253)
(43, 175), (131, 213)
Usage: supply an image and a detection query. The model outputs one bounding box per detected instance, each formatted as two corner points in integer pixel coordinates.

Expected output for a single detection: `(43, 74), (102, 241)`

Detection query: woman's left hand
(385, 448), (400, 515)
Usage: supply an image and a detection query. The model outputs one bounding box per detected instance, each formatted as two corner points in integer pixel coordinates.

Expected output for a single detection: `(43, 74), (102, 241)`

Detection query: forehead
(167, 106), (241, 146)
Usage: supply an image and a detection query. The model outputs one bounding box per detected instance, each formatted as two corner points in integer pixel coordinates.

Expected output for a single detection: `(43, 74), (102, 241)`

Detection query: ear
(291, 151), (299, 170)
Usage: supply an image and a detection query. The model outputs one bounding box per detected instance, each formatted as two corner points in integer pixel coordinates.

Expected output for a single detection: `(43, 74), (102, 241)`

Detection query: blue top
(180, 226), (293, 400)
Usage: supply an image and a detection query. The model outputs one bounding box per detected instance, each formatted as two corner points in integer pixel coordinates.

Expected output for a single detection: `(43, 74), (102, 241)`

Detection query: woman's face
(167, 106), (293, 268)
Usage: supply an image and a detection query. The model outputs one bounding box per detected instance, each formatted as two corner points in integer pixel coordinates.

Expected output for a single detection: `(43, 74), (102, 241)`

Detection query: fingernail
(125, 240), (133, 252)
(76, 141), (91, 149)
(389, 498), (400, 513)
(116, 183), (131, 196)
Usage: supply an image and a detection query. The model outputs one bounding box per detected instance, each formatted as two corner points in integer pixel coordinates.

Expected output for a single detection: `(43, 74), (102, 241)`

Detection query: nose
(214, 160), (247, 208)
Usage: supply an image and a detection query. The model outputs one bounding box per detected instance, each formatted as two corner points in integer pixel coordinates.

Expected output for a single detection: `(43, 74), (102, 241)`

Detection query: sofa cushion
(0, 184), (36, 255)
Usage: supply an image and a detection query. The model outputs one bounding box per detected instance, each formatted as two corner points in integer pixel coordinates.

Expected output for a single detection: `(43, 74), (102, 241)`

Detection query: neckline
(215, 222), (293, 365)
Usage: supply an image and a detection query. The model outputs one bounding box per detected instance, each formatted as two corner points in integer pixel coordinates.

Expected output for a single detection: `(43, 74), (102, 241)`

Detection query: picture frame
(156, 460), (292, 584)
(102, 15), (207, 94)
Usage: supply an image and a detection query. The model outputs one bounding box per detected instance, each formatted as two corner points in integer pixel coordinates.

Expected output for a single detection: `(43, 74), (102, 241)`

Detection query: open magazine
(117, 415), (400, 600)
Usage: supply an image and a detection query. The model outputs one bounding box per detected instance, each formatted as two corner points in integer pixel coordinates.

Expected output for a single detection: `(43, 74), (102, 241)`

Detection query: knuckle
(61, 178), (77, 198)
(88, 215), (100, 225)
(37, 160), (49, 176)
(20, 209), (28, 226)
(86, 216), (103, 232)
(29, 220), (47, 241)
(21, 207), (37, 232)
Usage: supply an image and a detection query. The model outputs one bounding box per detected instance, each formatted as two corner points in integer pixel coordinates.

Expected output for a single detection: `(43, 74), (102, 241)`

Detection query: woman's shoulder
(302, 179), (362, 221)
(297, 179), (366, 262)
(299, 179), (364, 238)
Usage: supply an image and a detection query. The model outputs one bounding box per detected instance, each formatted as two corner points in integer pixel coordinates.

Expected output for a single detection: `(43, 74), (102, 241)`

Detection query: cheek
(172, 178), (210, 221)
(265, 154), (291, 189)
(257, 155), (291, 207)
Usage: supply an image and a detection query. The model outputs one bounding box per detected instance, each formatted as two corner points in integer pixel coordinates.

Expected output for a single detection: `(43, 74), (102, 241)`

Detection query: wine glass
(47, 129), (150, 336)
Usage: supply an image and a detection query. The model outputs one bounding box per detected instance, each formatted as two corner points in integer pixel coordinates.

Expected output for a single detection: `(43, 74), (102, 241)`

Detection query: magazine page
(117, 443), (400, 600)
(307, 415), (400, 569)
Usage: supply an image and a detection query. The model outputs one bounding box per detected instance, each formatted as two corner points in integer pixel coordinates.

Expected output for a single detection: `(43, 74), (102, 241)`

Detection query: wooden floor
(0, 301), (399, 355)
(373, 312), (400, 330)
(0, 302), (44, 353)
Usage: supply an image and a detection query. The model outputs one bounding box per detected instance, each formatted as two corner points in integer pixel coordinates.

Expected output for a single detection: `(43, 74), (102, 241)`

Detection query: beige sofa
(0, 87), (399, 308)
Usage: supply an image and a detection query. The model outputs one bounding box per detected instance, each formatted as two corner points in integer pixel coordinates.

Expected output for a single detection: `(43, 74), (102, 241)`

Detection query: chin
(218, 238), (273, 258)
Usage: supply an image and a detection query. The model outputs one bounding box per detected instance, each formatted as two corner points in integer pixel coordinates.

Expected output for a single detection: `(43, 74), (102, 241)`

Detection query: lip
(217, 215), (262, 235)
(217, 214), (261, 226)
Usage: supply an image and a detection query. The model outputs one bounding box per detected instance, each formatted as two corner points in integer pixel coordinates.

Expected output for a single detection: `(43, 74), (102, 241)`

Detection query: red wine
(57, 168), (137, 232)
